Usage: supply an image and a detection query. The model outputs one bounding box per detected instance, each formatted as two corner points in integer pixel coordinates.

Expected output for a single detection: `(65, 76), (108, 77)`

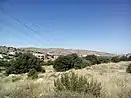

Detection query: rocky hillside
(22, 47), (116, 57)
(0, 46), (117, 57)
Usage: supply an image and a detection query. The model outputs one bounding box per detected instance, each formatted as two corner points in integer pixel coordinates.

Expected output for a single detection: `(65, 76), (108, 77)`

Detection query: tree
(6, 52), (43, 75)
(128, 56), (131, 61)
(74, 58), (91, 69)
(97, 56), (111, 64)
(53, 53), (81, 72)
(119, 56), (128, 61)
(85, 55), (99, 65)
(111, 56), (120, 63)
(53, 53), (92, 72)
(53, 55), (71, 72)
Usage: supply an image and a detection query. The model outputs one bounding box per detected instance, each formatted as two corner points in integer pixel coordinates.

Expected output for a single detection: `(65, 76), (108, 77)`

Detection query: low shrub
(128, 56), (131, 61)
(74, 58), (91, 69)
(12, 76), (21, 82)
(97, 56), (111, 64)
(117, 89), (131, 98)
(54, 72), (102, 97)
(0, 60), (8, 67)
(126, 63), (131, 73)
(111, 56), (120, 63)
(44, 60), (54, 66)
(85, 55), (100, 65)
(119, 56), (128, 61)
(41, 68), (46, 73)
(28, 68), (38, 79)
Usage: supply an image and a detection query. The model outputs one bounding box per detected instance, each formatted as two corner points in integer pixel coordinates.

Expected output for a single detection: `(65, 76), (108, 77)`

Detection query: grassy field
(0, 61), (131, 98)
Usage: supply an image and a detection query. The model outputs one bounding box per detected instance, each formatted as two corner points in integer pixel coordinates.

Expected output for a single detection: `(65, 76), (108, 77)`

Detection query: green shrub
(28, 69), (38, 79)
(54, 72), (102, 97)
(5, 52), (43, 75)
(111, 56), (120, 63)
(85, 55), (100, 65)
(12, 76), (21, 82)
(128, 56), (131, 61)
(44, 60), (54, 66)
(41, 68), (46, 73)
(126, 63), (131, 73)
(53, 55), (70, 72)
(97, 56), (111, 64)
(0, 60), (8, 67)
(53, 53), (80, 72)
(74, 58), (91, 69)
(119, 56), (128, 61)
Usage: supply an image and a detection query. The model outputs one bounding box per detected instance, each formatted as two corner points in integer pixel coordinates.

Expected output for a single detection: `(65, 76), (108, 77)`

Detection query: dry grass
(0, 61), (131, 98)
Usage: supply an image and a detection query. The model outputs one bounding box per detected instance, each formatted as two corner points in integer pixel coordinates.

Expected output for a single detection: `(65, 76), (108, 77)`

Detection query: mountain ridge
(0, 46), (118, 57)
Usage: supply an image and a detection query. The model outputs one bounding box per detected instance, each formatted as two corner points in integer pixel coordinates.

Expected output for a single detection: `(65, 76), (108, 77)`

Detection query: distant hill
(21, 47), (116, 57)
(0, 46), (117, 57)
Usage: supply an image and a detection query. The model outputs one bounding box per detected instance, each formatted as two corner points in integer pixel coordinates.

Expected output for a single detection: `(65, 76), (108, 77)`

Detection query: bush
(54, 72), (102, 97)
(53, 53), (80, 72)
(28, 69), (38, 79)
(119, 56), (128, 61)
(74, 58), (91, 69)
(41, 68), (46, 73)
(117, 89), (131, 98)
(128, 56), (131, 61)
(85, 55), (100, 65)
(53, 55), (70, 72)
(0, 60), (8, 67)
(44, 60), (54, 66)
(111, 56), (120, 63)
(97, 56), (111, 64)
(53, 53), (90, 72)
(126, 63), (131, 73)
(5, 52), (43, 75)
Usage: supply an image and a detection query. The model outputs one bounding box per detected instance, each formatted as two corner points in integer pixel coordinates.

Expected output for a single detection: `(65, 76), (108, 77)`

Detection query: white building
(33, 53), (45, 59)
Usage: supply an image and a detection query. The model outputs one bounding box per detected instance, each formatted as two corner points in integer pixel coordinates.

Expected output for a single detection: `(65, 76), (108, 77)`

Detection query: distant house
(33, 53), (45, 60)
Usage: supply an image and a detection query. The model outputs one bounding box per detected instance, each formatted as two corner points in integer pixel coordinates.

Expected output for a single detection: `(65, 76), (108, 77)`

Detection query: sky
(0, 0), (131, 54)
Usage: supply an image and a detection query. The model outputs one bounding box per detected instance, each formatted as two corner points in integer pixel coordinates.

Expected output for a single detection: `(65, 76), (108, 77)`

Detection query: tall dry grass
(0, 61), (131, 98)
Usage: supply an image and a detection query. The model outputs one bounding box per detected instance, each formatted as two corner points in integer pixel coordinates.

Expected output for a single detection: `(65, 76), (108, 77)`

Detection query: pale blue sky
(0, 0), (130, 54)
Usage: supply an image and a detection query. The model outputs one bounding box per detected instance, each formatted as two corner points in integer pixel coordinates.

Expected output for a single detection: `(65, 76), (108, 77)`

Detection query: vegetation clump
(53, 53), (90, 72)
(5, 52), (44, 75)
(27, 68), (38, 79)
(44, 60), (54, 66)
(85, 55), (100, 65)
(54, 72), (102, 97)
(126, 63), (131, 73)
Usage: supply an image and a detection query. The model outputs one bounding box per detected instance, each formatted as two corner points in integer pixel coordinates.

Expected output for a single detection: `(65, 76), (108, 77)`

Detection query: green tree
(128, 56), (131, 61)
(119, 56), (128, 61)
(74, 58), (91, 69)
(111, 56), (120, 63)
(53, 55), (71, 72)
(0, 60), (8, 67)
(85, 55), (99, 65)
(6, 52), (43, 75)
(53, 53), (81, 72)
(97, 56), (111, 64)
